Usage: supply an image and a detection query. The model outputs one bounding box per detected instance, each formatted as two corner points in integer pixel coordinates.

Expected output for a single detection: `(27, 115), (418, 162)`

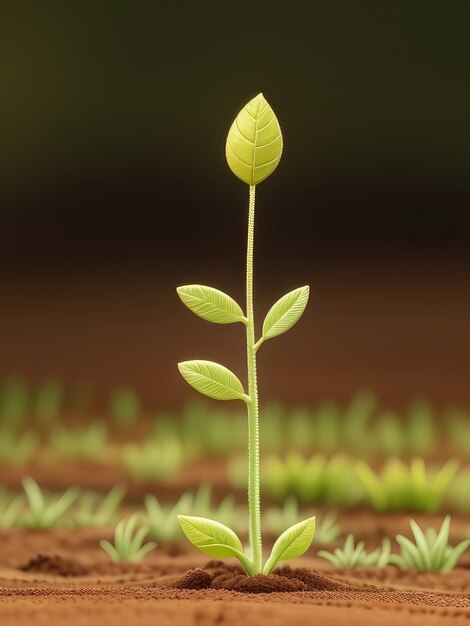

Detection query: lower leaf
(199, 543), (254, 575)
(263, 517), (315, 575)
(178, 514), (254, 575)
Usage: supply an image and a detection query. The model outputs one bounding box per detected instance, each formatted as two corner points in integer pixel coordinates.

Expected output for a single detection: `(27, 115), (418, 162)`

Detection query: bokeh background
(1, 1), (469, 410)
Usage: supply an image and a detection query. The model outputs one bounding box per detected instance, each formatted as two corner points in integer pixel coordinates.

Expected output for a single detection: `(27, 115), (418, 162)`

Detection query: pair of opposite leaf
(178, 514), (315, 576)
(175, 93), (314, 575)
(177, 284), (310, 404)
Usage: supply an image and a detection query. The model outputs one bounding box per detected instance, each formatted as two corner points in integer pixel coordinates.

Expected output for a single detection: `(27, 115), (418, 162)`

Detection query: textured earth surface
(0, 528), (469, 626)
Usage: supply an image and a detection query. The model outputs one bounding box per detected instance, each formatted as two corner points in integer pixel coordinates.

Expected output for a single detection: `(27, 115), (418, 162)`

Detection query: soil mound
(173, 568), (212, 589)
(173, 563), (352, 594)
(20, 554), (89, 577)
(211, 572), (308, 592)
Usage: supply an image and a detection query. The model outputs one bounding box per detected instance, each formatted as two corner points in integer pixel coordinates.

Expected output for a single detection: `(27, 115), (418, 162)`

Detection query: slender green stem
(245, 184), (262, 573)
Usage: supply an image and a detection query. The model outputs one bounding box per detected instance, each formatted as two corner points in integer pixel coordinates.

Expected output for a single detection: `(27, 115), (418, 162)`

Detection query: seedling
(123, 437), (183, 482)
(21, 477), (79, 529)
(356, 457), (459, 513)
(318, 534), (391, 568)
(74, 485), (126, 527)
(389, 516), (470, 572)
(109, 386), (140, 430)
(448, 469), (470, 513)
(405, 399), (437, 456)
(176, 93), (314, 575)
(49, 422), (108, 461)
(265, 497), (341, 546)
(372, 411), (407, 456)
(446, 408), (470, 456)
(233, 453), (361, 505)
(33, 379), (63, 425)
(100, 514), (157, 562)
(0, 429), (38, 465)
(0, 490), (25, 529)
(189, 483), (237, 528)
(145, 492), (194, 542)
(144, 484), (238, 542)
(313, 512), (342, 546)
(0, 375), (29, 427)
(341, 390), (377, 453)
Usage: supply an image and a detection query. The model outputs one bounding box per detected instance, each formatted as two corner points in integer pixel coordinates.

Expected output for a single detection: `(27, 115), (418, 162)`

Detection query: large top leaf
(262, 286), (310, 341)
(178, 360), (247, 402)
(225, 93), (283, 185)
(177, 285), (245, 324)
(263, 517), (315, 574)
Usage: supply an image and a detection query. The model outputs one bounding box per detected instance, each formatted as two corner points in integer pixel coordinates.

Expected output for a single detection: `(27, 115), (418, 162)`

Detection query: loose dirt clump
(172, 568), (212, 589)
(20, 554), (89, 577)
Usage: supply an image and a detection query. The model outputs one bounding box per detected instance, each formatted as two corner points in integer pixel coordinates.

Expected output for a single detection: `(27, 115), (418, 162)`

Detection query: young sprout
(145, 492), (194, 542)
(0, 429), (38, 466)
(356, 457), (459, 513)
(176, 93), (314, 576)
(373, 411), (407, 456)
(144, 485), (238, 542)
(389, 516), (470, 572)
(446, 408), (470, 456)
(341, 390), (377, 453)
(448, 468), (470, 513)
(22, 477), (79, 529)
(33, 379), (63, 425)
(0, 490), (25, 529)
(109, 386), (140, 430)
(100, 514), (157, 562)
(74, 485), (126, 527)
(314, 512), (342, 546)
(123, 437), (183, 482)
(265, 497), (341, 546)
(405, 399), (437, 456)
(0, 375), (29, 427)
(318, 534), (391, 569)
(190, 483), (237, 528)
(258, 453), (361, 506)
(49, 422), (108, 461)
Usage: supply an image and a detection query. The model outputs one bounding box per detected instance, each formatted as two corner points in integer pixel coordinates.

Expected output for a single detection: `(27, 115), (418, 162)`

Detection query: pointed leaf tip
(226, 93), (283, 186)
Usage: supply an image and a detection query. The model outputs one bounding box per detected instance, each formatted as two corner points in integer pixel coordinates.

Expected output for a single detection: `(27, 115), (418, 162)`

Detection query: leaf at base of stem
(178, 515), (254, 574)
(263, 516), (315, 575)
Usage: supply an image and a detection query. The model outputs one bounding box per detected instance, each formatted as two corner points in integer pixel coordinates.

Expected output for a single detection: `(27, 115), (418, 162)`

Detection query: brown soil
(20, 554), (89, 577)
(0, 458), (231, 501)
(174, 562), (352, 593)
(0, 528), (469, 626)
(2, 261), (470, 407)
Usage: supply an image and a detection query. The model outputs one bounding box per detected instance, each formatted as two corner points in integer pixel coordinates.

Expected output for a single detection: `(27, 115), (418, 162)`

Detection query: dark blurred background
(0, 1), (469, 409)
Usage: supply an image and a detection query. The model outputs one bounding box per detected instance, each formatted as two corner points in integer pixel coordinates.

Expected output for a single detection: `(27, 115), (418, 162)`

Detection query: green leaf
(225, 93), (283, 186)
(430, 515), (451, 569)
(177, 285), (245, 324)
(263, 516), (315, 574)
(262, 286), (310, 341)
(442, 539), (470, 571)
(410, 519), (431, 570)
(177, 515), (251, 571)
(178, 360), (247, 402)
